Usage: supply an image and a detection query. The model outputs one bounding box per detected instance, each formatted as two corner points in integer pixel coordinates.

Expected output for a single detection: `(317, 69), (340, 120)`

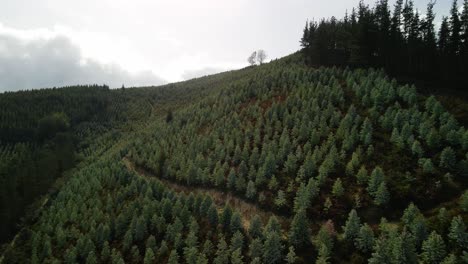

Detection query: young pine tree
(374, 182), (390, 206)
(355, 223), (374, 253)
(343, 209), (361, 241)
(332, 178), (344, 197)
(421, 231), (447, 264)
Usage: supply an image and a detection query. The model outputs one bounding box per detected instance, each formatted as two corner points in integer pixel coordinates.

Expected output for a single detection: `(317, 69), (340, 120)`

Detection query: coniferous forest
(301, 0), (468, 91)
(1, 0), (467, 264)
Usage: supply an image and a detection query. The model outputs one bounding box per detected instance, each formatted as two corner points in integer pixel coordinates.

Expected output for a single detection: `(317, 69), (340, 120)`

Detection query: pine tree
(246, 180), (257, 199)
(439, 17), (450, 56)
(249, 215), (263, 239)
(356, 166), (368, 185)
(263, 231), (283, 264)
(420, 158), (435, 174)
(411, 140), (423, 158)
(324, 197), (332, 212)
(168, 249), (179, 264)
(284, 153), (298, 175)
(230, 231), (245, 252)
(208, 205), (219, 227)
(402, 203), (428, 248)
(374, 182), (390, 206)
(146, 235), (156, 251)
(449, 0), (462, 56)
(213, 237), (229, 264)
(220, 205), (232, 230)
(158, 240), (169, 257)
(460, 190), (468, 212)
(441, 254), (458, 264)
(123, 229), (133, 251)
(368, 236), (391, 264)
(265, 216), (281, 234)
(360, 117), (373, 145)
(289, 210), (310, 248)
(184, 247), (199, 264)
(135, 216), (147, 242)
(421, 231), (447, 264)
(228, 168), (237, 190)
(293, 182), (311, 213)
(355, 223), (374, 253)
(143, 248), (155, 264)
(101, 242), (110, 262)
(249, 238), (264, 260)
(343, 209), (361, 241)
(448, 215), (467, 249)
(85, 251), (97, 264)
(264, 152), (277, 179)
(440, 147), (456, 170)
(368, 166), (384, 196)
(332, 178), (344, 197)
(230, 249), (244, 264)
(230, 211), (243, 233)
(285, 246), (297, 264)
(274, 190), (287, 208)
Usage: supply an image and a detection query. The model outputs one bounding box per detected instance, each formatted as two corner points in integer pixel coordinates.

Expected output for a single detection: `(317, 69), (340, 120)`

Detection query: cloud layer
(0, 28), (165, 92)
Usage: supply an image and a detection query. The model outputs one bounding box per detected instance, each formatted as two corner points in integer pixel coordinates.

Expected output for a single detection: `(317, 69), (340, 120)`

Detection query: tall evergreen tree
(449, 0), (462, 56)
(289, 210), (310, 248)
(263, 231), (283, 264)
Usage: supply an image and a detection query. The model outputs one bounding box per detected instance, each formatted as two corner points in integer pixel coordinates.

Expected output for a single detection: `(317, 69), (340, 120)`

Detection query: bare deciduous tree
(248, 51), (257, 66)
(257, 50), (267, 64)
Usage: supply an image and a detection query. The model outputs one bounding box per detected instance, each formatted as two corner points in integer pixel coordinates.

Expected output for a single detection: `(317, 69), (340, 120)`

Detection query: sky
(0, 0), (453, 91)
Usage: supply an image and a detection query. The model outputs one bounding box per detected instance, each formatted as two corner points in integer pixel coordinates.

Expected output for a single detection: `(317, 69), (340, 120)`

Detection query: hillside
(1, 54), (467, 263)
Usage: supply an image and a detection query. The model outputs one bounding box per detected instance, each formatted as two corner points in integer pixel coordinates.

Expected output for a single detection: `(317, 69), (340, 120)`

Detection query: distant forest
(300, 0), (468, 90)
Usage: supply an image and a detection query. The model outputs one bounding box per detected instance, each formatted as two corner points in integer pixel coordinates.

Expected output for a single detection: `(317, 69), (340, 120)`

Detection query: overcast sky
(0, 0), (452, 91)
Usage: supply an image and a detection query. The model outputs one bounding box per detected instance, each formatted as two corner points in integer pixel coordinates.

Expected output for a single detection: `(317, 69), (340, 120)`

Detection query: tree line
(300, 0), (468, 91)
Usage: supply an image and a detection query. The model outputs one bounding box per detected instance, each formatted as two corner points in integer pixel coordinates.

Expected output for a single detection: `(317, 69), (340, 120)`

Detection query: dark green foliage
(461, 190), (468, 212)
(448, 215), (467, 249)
(421, 231), (446, 264)
(355, 223), (374, 253)
(207, 205), (219, 227)
(285, 246), (297, 264)
(332, 178), (344, 197)
(263, 231), (283, 264)
(2, 38), (467, 264)
(248, 215), (263, 239)
(368, 167), (384, 196)
(289, 210), (310, 248)
(343, 209), (361, 241)
(374, 182), (390, 206)
(220, 205), (232, 231)
(143, 248), (155, 264)
(440, 147), (456, 170)
(300, 0), (468, 89)
(230, 211), (243, 233)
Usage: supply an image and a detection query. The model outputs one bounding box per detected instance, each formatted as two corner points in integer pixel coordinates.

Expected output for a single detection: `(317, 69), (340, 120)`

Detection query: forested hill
(300, 0), (468, 92)
(1, 53), (467, 264)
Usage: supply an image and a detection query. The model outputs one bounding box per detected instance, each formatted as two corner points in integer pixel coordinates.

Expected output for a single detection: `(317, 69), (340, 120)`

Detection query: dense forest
(300, 0), (468, 91)
(1, 0), (467, 263)
(1, 54), (467, 263)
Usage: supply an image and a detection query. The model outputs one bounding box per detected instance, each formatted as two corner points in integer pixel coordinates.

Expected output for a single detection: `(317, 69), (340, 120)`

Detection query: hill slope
(1, 54), (467, 263)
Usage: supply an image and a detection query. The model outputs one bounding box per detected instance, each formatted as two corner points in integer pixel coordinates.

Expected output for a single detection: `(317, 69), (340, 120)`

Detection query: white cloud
(0, 23), (165, 91)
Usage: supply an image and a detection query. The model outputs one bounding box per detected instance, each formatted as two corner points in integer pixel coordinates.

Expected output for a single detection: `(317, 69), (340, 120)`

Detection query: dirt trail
(122, 158), (289, 230)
